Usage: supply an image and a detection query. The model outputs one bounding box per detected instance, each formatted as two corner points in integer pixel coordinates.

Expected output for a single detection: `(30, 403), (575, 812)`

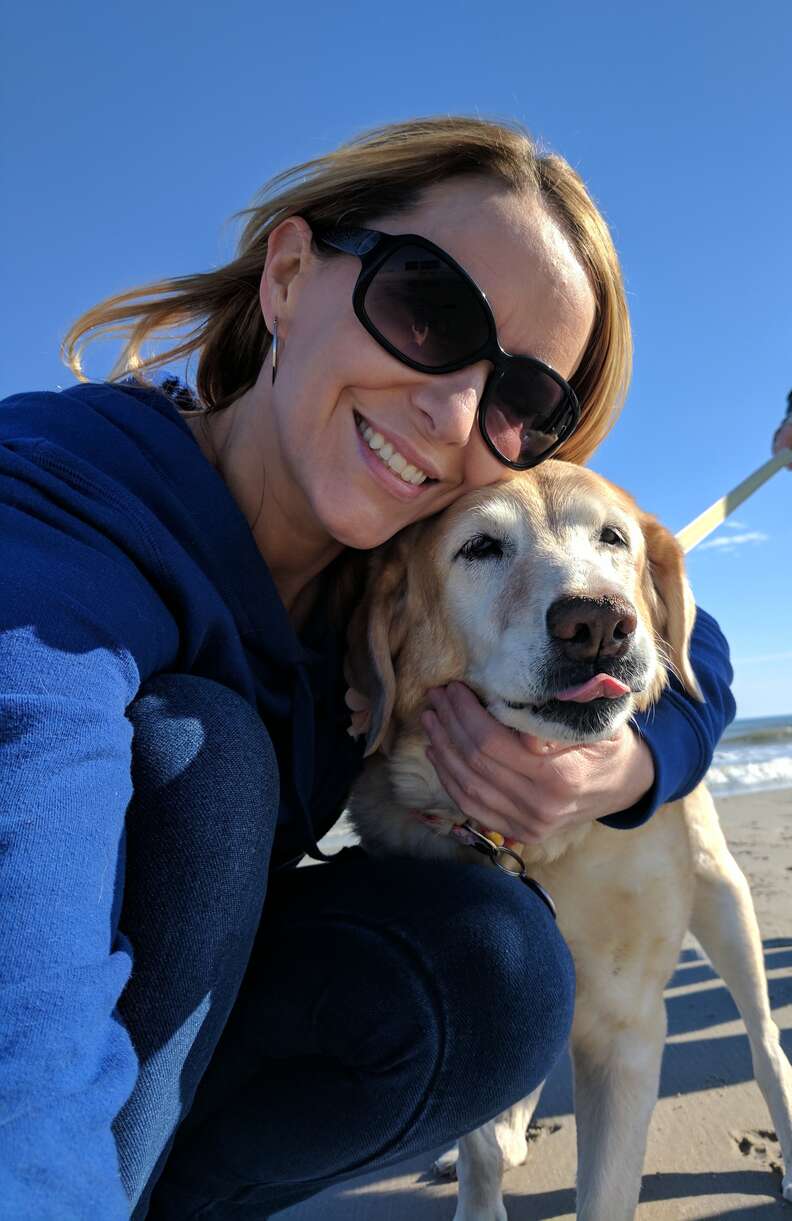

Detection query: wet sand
(283, 788), (792, 1219)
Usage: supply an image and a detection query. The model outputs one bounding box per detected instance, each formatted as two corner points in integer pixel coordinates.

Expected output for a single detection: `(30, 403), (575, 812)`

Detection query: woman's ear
(641, 514), (703, 701)
(259, 215), (315, 327)
(345, 535), (412, 756)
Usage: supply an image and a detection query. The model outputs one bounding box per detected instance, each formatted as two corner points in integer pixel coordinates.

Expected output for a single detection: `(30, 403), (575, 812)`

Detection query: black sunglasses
(315, 226), (581, 470)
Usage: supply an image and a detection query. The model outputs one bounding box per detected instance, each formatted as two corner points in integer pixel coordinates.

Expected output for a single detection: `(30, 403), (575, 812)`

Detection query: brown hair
(62, 116), (631, 464)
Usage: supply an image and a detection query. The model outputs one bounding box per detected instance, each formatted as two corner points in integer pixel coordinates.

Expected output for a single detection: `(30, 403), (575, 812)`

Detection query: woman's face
(260, 177), (596, 552)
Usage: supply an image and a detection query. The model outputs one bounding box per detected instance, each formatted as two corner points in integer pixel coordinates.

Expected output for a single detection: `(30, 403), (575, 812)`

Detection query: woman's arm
(422, 606), (735, 842)
(0, 445), (176, 1215)
(600, 606), (736, 828)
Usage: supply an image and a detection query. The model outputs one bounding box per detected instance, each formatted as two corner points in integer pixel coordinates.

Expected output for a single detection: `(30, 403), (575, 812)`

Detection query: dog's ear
(345, 535), (412, 756)
(640, 514), (703, 701)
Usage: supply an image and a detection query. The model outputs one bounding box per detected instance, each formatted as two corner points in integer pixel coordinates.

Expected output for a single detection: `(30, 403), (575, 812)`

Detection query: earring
(271, 317), (279, 385)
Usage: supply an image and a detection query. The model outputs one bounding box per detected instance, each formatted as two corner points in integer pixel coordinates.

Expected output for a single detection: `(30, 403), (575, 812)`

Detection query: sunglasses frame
(315, 225), (581, 470)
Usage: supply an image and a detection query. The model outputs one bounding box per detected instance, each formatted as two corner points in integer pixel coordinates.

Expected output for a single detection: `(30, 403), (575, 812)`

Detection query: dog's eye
(456, 533), (504, 562)
(600, 526), (627, 548)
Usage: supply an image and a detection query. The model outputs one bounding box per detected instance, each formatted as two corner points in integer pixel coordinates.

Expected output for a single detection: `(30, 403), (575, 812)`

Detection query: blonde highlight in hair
(62, 116), (631, 460)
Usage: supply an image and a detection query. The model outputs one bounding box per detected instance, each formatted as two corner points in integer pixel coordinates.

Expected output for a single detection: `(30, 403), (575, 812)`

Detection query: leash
(454, 821), (558, 919)
(676, 447), (791, 554)
(413, 811), (557, 919)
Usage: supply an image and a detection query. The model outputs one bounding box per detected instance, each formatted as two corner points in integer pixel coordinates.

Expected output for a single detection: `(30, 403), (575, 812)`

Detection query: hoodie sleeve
(0, 439), (177, 1217)
(599, 607), (736, 830)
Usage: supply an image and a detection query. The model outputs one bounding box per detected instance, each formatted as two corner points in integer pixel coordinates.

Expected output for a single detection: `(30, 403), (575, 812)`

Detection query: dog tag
(458, 822), (557, 920)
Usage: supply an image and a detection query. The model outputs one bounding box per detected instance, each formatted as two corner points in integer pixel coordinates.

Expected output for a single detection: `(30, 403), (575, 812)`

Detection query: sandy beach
(283, 787), (792, 1220)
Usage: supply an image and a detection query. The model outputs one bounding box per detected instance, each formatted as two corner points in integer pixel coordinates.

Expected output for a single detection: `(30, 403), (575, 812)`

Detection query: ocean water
(706, 713), (792, 798)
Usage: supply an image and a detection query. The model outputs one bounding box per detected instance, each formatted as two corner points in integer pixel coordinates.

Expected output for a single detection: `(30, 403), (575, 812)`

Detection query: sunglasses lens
(482, 365), (575, 467)
(362, 244), (490, 368)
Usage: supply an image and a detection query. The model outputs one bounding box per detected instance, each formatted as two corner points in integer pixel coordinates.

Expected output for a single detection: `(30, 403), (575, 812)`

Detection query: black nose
(546, 596), (637, 662)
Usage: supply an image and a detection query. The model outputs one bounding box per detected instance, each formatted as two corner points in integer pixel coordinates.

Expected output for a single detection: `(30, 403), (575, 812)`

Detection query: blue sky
(4, 2), (791, 717)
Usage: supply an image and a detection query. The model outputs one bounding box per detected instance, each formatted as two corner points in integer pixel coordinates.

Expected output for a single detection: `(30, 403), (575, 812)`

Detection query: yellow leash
(676, 448), (792, 554)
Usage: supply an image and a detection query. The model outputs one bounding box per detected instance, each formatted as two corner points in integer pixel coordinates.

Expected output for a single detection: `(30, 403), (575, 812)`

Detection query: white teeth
(356, 415), (429, 486)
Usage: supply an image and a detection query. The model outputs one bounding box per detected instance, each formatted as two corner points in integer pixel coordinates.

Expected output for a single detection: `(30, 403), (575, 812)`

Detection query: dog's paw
(731, 1128), (789, 1198)
(433, 1144), (459, 1179)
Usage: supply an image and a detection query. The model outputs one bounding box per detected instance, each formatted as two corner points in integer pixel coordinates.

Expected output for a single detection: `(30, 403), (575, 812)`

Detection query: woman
(0, 117), (734, 1218)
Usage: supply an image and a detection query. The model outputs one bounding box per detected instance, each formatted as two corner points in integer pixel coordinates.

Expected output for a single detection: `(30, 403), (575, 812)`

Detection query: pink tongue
(555, 675), (631, 703)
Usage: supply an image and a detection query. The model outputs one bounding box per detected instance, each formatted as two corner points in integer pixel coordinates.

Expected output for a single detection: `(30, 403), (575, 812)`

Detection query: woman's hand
(345, 687), (371, 740)
(772, 417), (792, 470)
(422, 681), (655, 843)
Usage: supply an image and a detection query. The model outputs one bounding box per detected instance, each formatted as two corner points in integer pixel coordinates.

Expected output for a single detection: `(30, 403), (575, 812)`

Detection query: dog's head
(346, 460), (702, 756)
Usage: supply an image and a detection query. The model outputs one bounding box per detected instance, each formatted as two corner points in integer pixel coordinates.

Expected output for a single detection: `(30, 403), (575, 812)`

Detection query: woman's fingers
(422, 699), (575, 842)
(418, 682), (655, 841)
(423, 715), (521, 824)
(425, 746), (541, 842)
(517, 731), (574, 757)
(426, 683), (526, 772)
(345, 687), (372, 738)
(345, 687), (370, 712)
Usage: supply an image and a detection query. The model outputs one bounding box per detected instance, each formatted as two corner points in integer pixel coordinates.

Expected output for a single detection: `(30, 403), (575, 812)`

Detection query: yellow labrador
(345, 460), (792, 1221)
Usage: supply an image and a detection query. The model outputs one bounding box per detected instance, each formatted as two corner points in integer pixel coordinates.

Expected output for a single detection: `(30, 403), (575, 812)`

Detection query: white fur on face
(436, 479), (662, 742)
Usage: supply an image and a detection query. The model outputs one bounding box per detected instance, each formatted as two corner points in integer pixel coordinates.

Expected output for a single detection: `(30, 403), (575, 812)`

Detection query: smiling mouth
(354, 411), (436, 487)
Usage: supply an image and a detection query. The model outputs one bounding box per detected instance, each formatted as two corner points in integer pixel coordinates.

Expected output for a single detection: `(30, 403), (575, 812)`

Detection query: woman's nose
(410, 363), (491, 447)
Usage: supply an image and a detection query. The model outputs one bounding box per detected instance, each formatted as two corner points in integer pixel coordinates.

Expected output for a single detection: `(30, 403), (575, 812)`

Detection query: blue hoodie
(0, 381), (735, 1215)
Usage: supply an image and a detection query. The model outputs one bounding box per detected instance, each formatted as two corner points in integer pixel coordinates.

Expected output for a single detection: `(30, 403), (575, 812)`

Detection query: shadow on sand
(294, 1166), (786, 1219)
(281, 937), (791, 1219)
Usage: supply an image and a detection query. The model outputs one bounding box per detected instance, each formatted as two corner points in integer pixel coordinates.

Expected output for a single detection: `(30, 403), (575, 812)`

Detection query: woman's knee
(117, 677), (281, 1208)
(476, 870), (575, 1085)
(418, 862), (575, 1109)
(335, 863), (574, 1140)
(265, 855), (575, 1131)
(127, 674), (279, 866)
(122, 674), (280, 973)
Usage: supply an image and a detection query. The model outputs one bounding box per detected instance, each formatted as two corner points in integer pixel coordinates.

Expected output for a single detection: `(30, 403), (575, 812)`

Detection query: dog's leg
(452, 1121), (508, 1221)
(572, 1005), (666, 1221)
(434, 1083), (543, 1180)
(433, 1144), (462, 1178)
(493, 1084), (544, 1170)
(690, 852), (792, 1201)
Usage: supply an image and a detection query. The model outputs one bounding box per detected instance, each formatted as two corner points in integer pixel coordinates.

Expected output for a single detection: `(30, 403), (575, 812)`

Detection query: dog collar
(410, 810), (557, 920)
